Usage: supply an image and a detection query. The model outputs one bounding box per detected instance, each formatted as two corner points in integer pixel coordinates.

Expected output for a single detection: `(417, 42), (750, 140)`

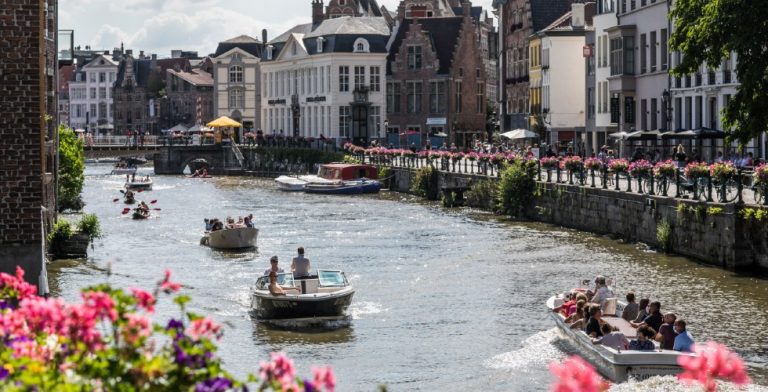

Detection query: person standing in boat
(291, 247), (311, 279)
(264, 255), (285, 276)
(590, 276), (614, 309)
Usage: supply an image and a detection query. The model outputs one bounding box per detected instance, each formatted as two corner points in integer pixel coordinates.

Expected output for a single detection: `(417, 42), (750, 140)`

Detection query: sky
(60, 0), (494, 57)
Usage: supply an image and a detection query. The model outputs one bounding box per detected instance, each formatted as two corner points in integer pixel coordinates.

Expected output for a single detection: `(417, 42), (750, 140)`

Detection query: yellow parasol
(207, 116), (242, 128)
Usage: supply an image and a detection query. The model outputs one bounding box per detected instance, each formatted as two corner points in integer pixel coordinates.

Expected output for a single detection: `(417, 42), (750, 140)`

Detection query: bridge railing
(88, 136), (161, 147)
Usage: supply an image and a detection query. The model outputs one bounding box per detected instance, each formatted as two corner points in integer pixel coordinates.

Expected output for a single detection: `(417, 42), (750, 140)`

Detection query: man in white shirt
(591, 276), (615, 308)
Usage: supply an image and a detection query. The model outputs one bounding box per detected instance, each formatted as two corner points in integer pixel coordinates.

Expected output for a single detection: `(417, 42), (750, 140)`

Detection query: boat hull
(111, 168), (137, 175)
(132, 211), (149, 220)
(202, 227), (258, 249)
(125, 181), (153, 191)
(274, 176), (306, 191)
(251, 289), (354, 320)
(304, 180), (381, 195)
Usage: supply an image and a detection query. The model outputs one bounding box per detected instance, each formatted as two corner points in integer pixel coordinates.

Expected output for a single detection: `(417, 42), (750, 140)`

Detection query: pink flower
(0, 266), (38, 301)
(549, 356), (609, 392)
(82, 291), (118, 322)
(678, 342), (751, 392)
(186, 317), (222, 340)
(122, 313), (151, 344)
(130, 288), (156, 313)
(311, 366), (336, 392)
(260, 352), (297, 390)
(160, 269), (182, 294)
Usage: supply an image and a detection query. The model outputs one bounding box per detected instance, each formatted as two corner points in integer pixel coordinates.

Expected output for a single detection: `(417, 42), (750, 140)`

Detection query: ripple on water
(485, 328), (566, 371)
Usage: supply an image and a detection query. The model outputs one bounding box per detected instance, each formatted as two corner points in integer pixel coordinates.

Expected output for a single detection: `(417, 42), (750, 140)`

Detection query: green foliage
(47, 218), (73, 245)
(58, 125), (85, 212)
(77, 213), (102, 239)
(343, 154), (362, 164)
(497, 161), (536, 217)
(378, 166), (392, 180)
(706, 207), (724, 216)
(669, 0), (768, 145)
(740, 207), (768, 222)
(465, 180), (498, 210)
(411, 166), (438, 199)
(656, 218), (673, 253)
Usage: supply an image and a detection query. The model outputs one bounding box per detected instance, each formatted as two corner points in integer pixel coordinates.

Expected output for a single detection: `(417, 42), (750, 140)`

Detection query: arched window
(353, 38), (370, 53)
(229, 65), (243, 83)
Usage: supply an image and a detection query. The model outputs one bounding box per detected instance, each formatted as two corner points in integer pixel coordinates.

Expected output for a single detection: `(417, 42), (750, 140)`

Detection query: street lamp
(383, 120), (388, 146)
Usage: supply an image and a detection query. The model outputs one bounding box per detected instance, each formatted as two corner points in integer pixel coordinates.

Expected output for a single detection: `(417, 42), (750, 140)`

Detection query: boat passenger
(268, 272), (285, 296)
(672, 319), (694, 352)
(631, 301), (663, 332)
(621, 292), (639, 322)
(244, 214), (254, 228)
(553, 292), (576, 315)
(204, 219), (212, 232)
(592, 323), (629, 351)
(591, 276), (614, 308)
(565, 300), (586, 324)
(656, 313), (678, 350)
(567, 293), (588, 317)
(585, 304), (604, 338)
(291, 247), (311, 279)
(628, 325), (657, 351)
(225, 217), (237, 229)
(633, 298), (651, 324)
(264, 256), (285, 276)
(211, 219), (223, 231)
(131, 173), (136, 182)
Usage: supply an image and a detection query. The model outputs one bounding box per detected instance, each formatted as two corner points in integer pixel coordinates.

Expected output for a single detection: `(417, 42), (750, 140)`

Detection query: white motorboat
(200, 227), (258, 249)
(546, 291), (691, 382)
(275, 164), (380, 194)
(125, 178), (153, 191)
(250, 270), (354, 320)
(274, 175), (308, 191)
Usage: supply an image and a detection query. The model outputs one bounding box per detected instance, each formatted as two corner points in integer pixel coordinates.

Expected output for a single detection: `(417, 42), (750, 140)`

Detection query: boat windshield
(318, 270), (347, 287)
(318, 167), (341, 180)
(255, 273), (295, 290)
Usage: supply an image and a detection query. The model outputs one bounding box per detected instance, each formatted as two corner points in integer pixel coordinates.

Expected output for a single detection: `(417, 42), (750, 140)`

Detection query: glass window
(650, 31), (657, 72)
(229, 65), (243, 83)
(99, 87), (106, 99)
(623, 36), (635, 75)
(339, 66), (349, 92)
(354, 66), (365, 90)
(640, 34), (646, 74)
(339, 106), (351, 137)
(90, 88), (96, 99)
(387, 82), (401, 113)
(229, 88), (244, 108)
(660, 29), (668, 70)
(407, 81), (422, 113)
(369, 66), (380, 92)
(610, 37), (622, 75)
(407, 46), (422, 69)
(455, 80), (462, 113)
(429, 81), (446, 113)
(89, 73), (96, 83)
(476, 83), (484, 114)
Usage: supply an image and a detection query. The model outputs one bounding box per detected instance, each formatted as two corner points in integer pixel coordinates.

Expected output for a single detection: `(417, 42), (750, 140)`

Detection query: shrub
(47, 218), (73, 244)
(411, 166), (438, 199)
(497, 162), (536, 217)
(58, 126), (85, 212)
(342, 154), (361, 164)
(465, 180), (498, 210)
(77, 213), (102, 239)
(656, 218), (672, 253)
(706, 207), (724, 216)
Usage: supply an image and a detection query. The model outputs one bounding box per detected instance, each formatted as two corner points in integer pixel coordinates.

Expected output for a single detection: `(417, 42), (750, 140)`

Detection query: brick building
(386, 1), (488, 148)
(0, 0), (58, 293)
(324, 0), (383, 18)
(493, 0), (573, 132)
(166, 68), (214, 127)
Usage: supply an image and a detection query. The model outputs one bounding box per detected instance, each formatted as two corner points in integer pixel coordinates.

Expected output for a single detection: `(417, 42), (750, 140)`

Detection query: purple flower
(0, 301), (10, 310)
(0, 367), (8, 380)
(194, 377), (232, 392)
(303, 379), (315, 392)
(166, 318), (184, 331)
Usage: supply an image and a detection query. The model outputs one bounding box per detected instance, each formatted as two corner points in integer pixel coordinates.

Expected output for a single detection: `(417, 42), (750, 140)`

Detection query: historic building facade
(213, 35), (263, 135)
(261, 16), (390, 145)
(68, 54), (118, 132)
(386, 1), (488, 148)
(166, 68), (214, 127)
(0, 0), (58, 292)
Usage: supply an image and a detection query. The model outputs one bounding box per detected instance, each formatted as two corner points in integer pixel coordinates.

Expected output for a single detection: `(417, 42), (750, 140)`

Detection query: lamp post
(383, 119), (389, 146)
(452, 120), (458, 149)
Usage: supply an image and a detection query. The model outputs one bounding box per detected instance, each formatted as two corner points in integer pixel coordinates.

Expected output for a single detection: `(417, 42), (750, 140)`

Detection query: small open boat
(547, 287), (690, 382)
(250, 270), (354, 320)
(200, 227), (258, 249)
(304, 179), (381, 194)
(275, 163), (381, 194)
(274, 175), (307, 191)
(125, 178), (153, 191)
(132, 209), (150, 220)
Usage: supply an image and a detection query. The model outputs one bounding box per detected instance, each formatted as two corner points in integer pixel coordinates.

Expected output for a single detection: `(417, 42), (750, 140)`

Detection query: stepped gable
(386, 16), (463, 75)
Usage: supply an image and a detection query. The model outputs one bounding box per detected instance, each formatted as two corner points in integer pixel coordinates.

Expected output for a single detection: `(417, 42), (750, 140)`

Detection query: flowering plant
(754, 163), (768, 186)
(685, 162), (710, 178)
(505, 153), (518, 165)
(709, 161), (737, 182)
(0, 267), (336, 391)
(562, 156), (584, 172)
(549, 356), (610, 392)
(607, 158), (629, 173)
(466, 152), (479, 161)
(540, 157), (559, 170)
(401, 149), (416, 158)
(654, 160), (678, 179)
(628, 159), (654, 178)
(450, 152), (464, 162)
(584, 158), (603, 171)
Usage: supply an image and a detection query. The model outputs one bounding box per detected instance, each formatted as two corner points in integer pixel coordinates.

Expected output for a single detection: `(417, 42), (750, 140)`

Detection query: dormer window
(292, 42), (298, 56)
(353, 38), (370, 53)
(317, 37), (325, 53)
(266, 45), (274, 60)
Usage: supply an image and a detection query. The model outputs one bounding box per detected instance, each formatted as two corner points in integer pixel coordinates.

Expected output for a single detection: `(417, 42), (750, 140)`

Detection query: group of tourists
(596, 144), (760, 169)
(126, 174), (151, 183)
(263, 247), (312, 296)
(555, 276), (695, 352)
(204, 214), (254, 232)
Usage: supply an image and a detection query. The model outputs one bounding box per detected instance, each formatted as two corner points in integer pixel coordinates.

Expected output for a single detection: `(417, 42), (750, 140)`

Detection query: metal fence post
(675, 169), (682, 198)
(706, 175), (714, 202)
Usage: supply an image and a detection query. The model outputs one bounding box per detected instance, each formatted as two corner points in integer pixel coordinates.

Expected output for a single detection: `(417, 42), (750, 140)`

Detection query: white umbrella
(501, 129), (538, 140)
(168, 124), (189, 133)
(74, 128), (85, 133)
(187, 124), (212, 134)
(608, 131), (629, 139)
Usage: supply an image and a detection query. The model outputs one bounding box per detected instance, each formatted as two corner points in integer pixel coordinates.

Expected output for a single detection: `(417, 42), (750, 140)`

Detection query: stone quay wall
(387, 167), (768, 271)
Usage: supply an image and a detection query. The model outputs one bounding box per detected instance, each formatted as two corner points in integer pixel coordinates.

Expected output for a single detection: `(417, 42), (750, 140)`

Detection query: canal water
(50, 164), (768, 391)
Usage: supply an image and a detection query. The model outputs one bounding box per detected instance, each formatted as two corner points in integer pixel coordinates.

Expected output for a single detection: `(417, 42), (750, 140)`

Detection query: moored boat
(275, 163), (380, 194)
(304, 179), (381, 194)
(200, 227), (258, 249)
(250, 270), (354, 320)
(546, 290), (690, 382)
(274, 175), (308, 191)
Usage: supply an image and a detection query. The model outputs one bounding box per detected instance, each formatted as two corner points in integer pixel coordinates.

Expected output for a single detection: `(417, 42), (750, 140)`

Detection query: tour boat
(200, 227), (258, 250)
(125, 178), (153, 191)
(274, 163), (380, 194)
(250, 270), (354, 320)
(111, 158), (146, 175)
(111, 167), (137, 175)
(546, 289), (690, 382)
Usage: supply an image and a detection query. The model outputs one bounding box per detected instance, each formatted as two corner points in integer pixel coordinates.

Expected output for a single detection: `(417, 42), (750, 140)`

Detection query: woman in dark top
(675, 144), (687, 167)
(585, 304), (603, 338)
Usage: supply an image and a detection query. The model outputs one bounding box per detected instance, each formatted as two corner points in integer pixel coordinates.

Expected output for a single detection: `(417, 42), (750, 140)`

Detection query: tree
(58, 125), (85, 211)
(669, 0), (768, 145)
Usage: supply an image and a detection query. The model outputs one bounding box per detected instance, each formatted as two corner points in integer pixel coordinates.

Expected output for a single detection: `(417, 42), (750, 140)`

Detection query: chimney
(152, 53), (157, 60)
(312, 0), (324, 25)
(262, 29), (268, 44)
(571, 1), (585, 29)
(139, 50), (145, 59)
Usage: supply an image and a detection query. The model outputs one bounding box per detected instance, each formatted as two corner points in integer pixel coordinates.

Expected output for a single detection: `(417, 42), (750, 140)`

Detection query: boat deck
(602, 316), (637, 339)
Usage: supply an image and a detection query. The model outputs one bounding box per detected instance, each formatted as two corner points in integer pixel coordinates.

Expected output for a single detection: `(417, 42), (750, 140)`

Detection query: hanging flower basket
(562, 156), (584, 172)
(540, 157), (559, 170)
(584, 158), (603, 171)
(709, 161), (737, 183)
(684, 162), (709, 178)
(628, 159), (654, 178)
(654, 160), (677, 179)
(608, 158), (629, 173)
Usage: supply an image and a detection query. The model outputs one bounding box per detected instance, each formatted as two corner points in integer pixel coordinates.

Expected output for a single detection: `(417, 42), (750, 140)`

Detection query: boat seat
(300, 279), (320, 294)
(602, 316), (637, 339)
(602, 298), (618, 316)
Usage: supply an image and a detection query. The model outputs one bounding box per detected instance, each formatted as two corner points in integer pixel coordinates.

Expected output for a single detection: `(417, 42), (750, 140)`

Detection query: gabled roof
(305, 16), (389, 38)
(82, 54), (118, 69)
(167, 68), (213, 87)
(115, 57), (153, 88)
(537, 3), (595, 35)
(270, 24), (314, 44)
(214, 35), (263, 58)
(354, 0), (383, 16)
(530, 0), (575, 32)
(387, 17), (463, 75)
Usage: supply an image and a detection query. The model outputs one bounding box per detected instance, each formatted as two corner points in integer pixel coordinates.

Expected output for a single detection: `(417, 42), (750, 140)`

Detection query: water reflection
(252, 320), (356, 346)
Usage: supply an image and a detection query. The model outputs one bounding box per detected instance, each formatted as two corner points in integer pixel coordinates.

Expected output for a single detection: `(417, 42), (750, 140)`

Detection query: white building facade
(261, 17), (389, 145)
(213, 35), (263, 134)
(68, 54), (117, 131)
(591, 0), (618, 153)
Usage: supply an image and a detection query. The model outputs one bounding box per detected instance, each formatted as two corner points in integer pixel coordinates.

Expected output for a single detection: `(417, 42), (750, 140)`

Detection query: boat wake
(485, 328), (566, 371)
(609, 376), (768, 391)
(348, 301), (386, 320)
(260, 316), (352, 330)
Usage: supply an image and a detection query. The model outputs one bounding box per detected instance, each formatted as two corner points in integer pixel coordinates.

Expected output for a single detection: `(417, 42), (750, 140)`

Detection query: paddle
(119, 190), (126, 194)
(137, 189), (144, 193)
(150, 200), (157, 204)
(113, 198), (120, 202)
(153, 208), (161, 211)
(121, 208), (131, 215)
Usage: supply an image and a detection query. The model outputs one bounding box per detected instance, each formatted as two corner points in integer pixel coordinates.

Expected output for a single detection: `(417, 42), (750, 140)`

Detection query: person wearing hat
(263, 256), (284, 276)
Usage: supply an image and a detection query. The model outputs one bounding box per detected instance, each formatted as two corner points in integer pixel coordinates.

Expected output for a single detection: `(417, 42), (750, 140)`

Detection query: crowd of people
(554, 276), (694, 352)
(204, 214), (255, 232)
(617, 144), (758, 168)
(126, 174), (151, 183)
(263, 247), (312, 296)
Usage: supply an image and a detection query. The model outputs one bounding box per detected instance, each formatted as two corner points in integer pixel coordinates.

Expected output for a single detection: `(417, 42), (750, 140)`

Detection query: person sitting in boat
(673, 319), (694, 352)
(628, 325), (657, 351)
(630, 301), (664, 333)
(585, 304), (604, 338)
(552, 291), (577, 316)
(655, 313), (678, 350)
(225, 217), (238, 229)
(632, 298), (651, 324)
(204, 218), (212, 232)
(143, 175), (150, 182)
(590, 276), (614, 308)
(621, 292), (639, 322)
(192, 169), (201, 177)
(264, 256), (285, 276)
(244, 214), (254, 228)
(138, 201), (149, 212)
(565, 300), (587, 326)
(211, 219), (223, 231)
(291, 247), (311, 279)
(268, 271), (285, 296)
(592, 323), (629, 351)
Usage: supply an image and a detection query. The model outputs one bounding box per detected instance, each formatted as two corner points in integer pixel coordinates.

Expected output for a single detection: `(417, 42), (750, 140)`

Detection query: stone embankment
(386, 167), (768, 271)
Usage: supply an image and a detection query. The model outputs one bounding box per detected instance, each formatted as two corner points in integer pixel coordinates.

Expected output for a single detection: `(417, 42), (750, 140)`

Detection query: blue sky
(60, 0), (494, 57)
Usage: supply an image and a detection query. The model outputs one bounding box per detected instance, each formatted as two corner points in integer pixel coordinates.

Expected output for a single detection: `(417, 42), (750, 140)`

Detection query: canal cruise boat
(275, 163), (381, 194)
(250, 270), (354, 321)
(546, 286), (692, 382)
(200, 227), (258, 250)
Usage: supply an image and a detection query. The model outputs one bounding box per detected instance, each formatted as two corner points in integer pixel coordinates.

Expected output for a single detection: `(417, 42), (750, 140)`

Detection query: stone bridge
(154, 145), (241, 175)
(84, 145), (162, 160)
